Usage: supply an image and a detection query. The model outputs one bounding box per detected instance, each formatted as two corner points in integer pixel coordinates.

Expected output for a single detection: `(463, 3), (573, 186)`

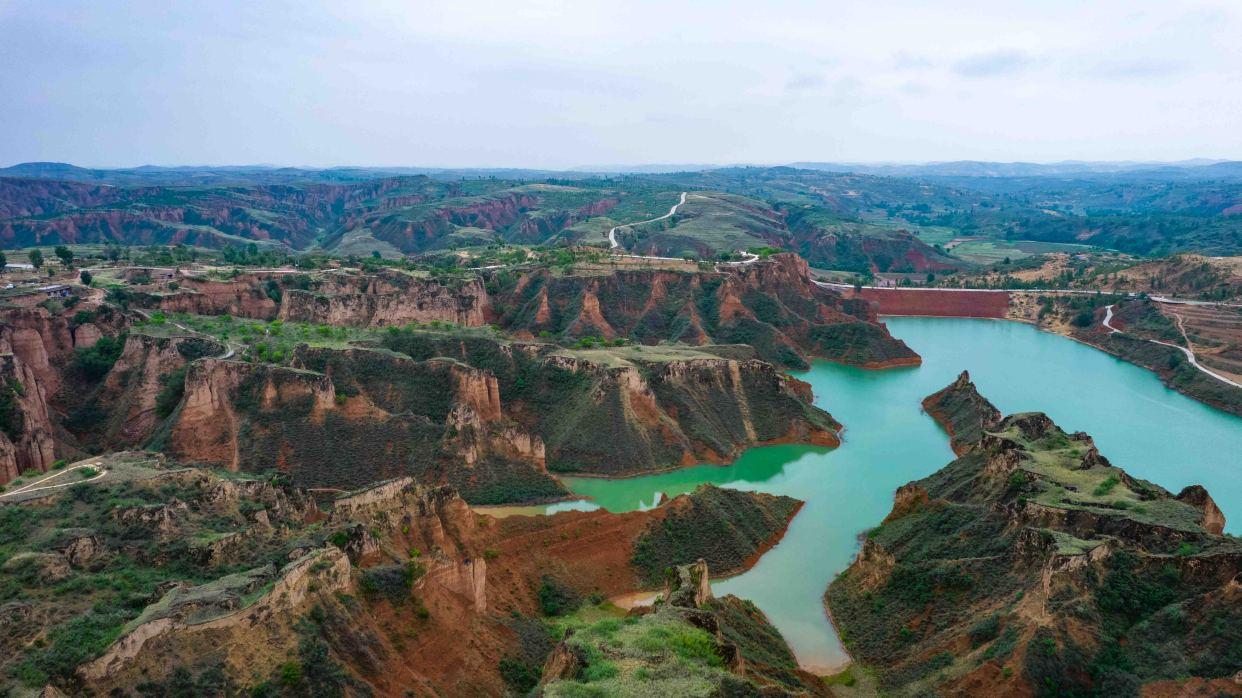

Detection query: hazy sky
(2, 0), (1240, 168)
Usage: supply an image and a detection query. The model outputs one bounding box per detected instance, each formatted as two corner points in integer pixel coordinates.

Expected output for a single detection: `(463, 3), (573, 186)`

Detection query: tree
(28, 249), (43, 269)
(0, 250), (6, 272)
(79, 270), (93, 286)
(54, 245), (74, 268)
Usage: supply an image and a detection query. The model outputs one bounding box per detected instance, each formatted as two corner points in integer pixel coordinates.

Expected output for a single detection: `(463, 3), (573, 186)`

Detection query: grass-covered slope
(631, 484), (803, 584)
(827, 376), (1242, 697)
(540, 561), (825, 696)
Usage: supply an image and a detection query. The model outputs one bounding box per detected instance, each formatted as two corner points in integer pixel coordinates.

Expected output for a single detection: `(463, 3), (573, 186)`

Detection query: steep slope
(539, 560), (827, 696)
(278, 269), (488, 327)
(162, 349), (562, 504)
(631, 485), (803, 583)
(827, 376), (1242, 696)
(780, 207), (962, 273)
(0, 463), (801, 696)
(490, 253), (920, 369)
(161, 336), (839, 493)
(70, 333), (224, 449)
(921, 370), (1003, 455)
(0, 305), (127, 484)
(378, 331), (841, 476)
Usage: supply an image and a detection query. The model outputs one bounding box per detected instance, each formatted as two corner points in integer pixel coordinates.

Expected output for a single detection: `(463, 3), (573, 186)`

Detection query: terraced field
(1163, 303), (1242, 382)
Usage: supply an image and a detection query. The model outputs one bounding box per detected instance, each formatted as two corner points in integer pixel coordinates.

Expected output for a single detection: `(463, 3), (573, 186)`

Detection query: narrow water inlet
(515, 317), (1242, 670)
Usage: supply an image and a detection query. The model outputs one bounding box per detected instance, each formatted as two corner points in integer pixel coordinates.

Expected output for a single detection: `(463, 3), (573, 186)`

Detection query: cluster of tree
(219, 243), (291, 267)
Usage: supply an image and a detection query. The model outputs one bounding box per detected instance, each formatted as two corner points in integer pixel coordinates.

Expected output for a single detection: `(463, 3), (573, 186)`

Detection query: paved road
(1103, 304), (1242, 389)
(815, 281), (1132, 296)
(609, 192), (688, 249)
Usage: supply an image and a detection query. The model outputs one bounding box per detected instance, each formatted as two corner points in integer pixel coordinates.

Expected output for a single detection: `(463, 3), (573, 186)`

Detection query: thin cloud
(1080, 58), (1187, 80)
(785, 72), (827, 92)
(953, 50), (1032, 78)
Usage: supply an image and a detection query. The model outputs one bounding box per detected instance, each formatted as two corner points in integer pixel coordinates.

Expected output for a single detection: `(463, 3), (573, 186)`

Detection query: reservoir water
(520, 317), (1242, 671)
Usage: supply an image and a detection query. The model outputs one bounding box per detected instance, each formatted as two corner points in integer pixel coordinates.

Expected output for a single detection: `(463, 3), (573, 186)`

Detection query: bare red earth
(844, 288), (1011, 318)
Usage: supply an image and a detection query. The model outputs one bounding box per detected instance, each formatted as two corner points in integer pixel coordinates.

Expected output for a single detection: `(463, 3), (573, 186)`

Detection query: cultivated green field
(949, 239), (1102, 264)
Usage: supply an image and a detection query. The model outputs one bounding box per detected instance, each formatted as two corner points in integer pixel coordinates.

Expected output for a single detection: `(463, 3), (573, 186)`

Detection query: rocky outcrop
(489, 253), (919, 369)
(150, 277), (279, 319)
(279, 274), (488, 327)
(921, 370), (1003, 454)
(1177, 485), (1226, 535)
(0, 306), (109, 394)
(0, 353), (57, 482)
(77, 548), (353, 691)
(517, 351), (840, 476)
(663, 558), (714, 608)
(167, 351), (563, 504)
(540, 560), (828, 696)
(828, 379), (1242, 696)
(0, 450), (817, 695)
(78, 333), (223, 448)
(0, 305), (129, 484)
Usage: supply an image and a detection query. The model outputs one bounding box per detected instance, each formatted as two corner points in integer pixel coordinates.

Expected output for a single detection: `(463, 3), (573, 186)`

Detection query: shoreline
(881, 313), (1242, 418)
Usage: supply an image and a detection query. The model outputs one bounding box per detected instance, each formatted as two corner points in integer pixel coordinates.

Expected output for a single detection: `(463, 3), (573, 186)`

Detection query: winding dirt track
(608, 191), (688, 249)
(0, 463), (107, 498)
(1103, 304), (1242, 389)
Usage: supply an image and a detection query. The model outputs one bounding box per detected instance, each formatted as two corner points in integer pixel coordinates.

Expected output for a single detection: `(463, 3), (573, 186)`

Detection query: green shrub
(969, 614), (1001, 646)
(1093, 475), (1120, 497)
(538, 575), (581, 617)
(499, 657), (541, 693)
(73, 334), (126, 381)
(155, 366), (189, 418)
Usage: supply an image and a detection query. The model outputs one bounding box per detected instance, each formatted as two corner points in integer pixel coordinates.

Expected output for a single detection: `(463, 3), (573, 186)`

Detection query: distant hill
(790, 159), (1242, 180)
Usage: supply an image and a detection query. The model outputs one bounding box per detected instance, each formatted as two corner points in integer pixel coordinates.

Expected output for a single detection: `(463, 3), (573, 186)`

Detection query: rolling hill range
(2, 162), (1241, 264)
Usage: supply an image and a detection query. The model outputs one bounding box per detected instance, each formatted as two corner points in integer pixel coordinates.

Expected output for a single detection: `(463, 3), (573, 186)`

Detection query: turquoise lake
(520, 317), (1242, 671)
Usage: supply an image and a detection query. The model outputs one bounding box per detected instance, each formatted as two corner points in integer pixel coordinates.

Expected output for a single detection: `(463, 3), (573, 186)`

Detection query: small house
(38, 284), (72, 298)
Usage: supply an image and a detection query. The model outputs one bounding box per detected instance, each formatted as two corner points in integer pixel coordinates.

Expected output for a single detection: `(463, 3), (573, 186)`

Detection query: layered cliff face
(162, 337), (838, 498)
(489, 253), (920, 369)
(0, 353), (56, 481)
(0, 177), (127, 218)
(72, 333), (224, 449)
(143, 275), (281, 319)
(0, 306), (126, 483)
(0, 459), (803, 696)
(116, 253), (919, 370)
(164, 349), (563, 504)
(379, 329), (841, 477)
(278, 272), (488, 327)
(827, 376), (1242, 696)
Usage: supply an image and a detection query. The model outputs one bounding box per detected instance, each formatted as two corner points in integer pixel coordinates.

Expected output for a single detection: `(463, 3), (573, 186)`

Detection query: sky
(1, 0), (1241, 169)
